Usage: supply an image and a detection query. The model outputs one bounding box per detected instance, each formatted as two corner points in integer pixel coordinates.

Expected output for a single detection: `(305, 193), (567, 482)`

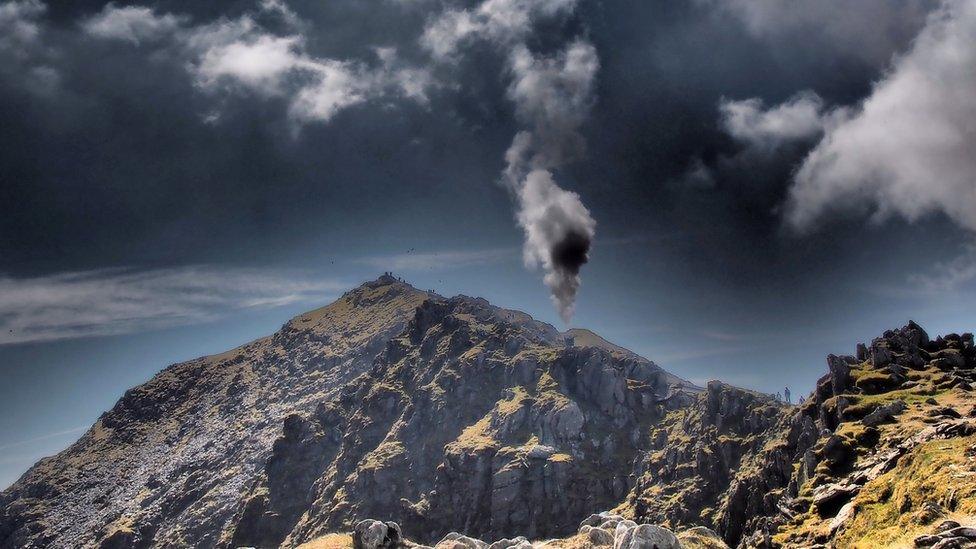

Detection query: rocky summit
(2, 277), (976, 549)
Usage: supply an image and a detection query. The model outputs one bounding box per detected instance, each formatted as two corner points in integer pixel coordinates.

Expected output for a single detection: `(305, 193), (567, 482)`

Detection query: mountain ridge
(0, 276), (699, 548)
(2, 277), (974, 549)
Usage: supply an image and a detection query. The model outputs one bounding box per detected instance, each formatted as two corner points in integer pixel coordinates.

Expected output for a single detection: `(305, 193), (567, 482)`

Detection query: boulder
(826, 355), (850, 395)
(937, 520), (962, 533)
(353, 520), (402, 549)
(580, 526), (615, 546)
(931, 538), (969, 549)
(487, 537), (532, 549)
(435, 533), (488, 549)
(613, 523), (681, 549)
(812, 483), (859, 516)
(915, 534), (942, 546)
(862, 400), (907, 427)
(944, 526), (976, 539)
(915, 502), (947, 524)
(822, 435), (856, 468)
(581, 512), (627, 530)
(677, 526), (729, 548)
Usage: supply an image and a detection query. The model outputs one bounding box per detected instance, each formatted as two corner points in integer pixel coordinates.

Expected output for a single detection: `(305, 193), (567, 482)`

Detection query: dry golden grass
(833, 434), (976, 548)
(296, 533), (354, 549)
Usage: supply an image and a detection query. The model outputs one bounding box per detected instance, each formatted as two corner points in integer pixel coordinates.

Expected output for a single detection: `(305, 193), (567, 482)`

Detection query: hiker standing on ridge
(784, 386), (791, 404)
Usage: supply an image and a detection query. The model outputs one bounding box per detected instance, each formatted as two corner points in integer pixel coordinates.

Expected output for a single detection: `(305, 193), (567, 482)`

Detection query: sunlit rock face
(0, 276), (698, 548)
(3, 277), (975, 549)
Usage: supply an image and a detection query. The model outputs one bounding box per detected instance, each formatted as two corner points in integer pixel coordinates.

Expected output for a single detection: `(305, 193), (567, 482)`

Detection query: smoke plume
(503, 41), (599, 323)
(422, 1), (599, 322)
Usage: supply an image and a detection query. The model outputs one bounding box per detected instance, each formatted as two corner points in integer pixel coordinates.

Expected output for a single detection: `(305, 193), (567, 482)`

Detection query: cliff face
(232, 294), (697, 546)
(0, 276), (701, 548)
(3, 276), (975, 549)
(622, 322), (976, 548)
(327, 321), (976, 549)
(0, 277), (434, 548)
(626, 381), (793, 535)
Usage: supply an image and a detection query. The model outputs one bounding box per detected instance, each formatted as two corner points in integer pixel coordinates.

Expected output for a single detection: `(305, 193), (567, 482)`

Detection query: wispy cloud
(353, 247), (518, 272)
(701, 329), (747, 342)
(0, 426), (87, 452)
(0, 266), (345, 345)
(908, 243), (976, 294)
(652, 344), (755, 363)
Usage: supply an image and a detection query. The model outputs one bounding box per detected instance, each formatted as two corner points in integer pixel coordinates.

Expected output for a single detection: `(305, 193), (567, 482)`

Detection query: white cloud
(82, 4), (185, 44)
(676, 157), (716, 190)
(0, 0), (45, 57)
(421, 0), (578, 59)
(83, 1), (433, 125)
(0, 0), (59, 94)
(355, 248), (518, 271)
(0, 266), (345, 345)
(194, 34), (306, 94)
(908, 243), (976, 293)
(719, 92), (838, 151)
(700, 0), (935, 66)
(784, 0), (976, 232)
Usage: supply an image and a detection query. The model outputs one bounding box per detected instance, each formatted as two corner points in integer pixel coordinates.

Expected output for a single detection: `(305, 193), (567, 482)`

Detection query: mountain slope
(4, 277), (974, 549)
(303, 322), (976, 549)
(0, 276), (433, 548)
(0, 276), (698, 548)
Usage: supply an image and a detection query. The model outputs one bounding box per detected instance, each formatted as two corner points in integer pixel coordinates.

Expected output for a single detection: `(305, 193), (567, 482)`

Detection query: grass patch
(297, 533), (353, 548)
(833, 435), (976, 548)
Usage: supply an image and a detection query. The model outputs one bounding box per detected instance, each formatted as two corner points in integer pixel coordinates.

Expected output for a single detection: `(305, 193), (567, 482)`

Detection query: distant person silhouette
(784, 386), (791, 404)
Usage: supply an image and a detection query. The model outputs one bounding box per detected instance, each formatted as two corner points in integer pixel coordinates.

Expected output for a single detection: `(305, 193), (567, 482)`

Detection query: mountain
(2, 277), (975, 549)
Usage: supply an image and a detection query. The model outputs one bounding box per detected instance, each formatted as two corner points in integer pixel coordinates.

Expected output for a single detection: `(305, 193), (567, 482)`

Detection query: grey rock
(613, 523), (681, 549)
(863, 400), (907, 427)
(931, 537), (968, 549)
(915, 534), (941, 546)
(583, 526), (615, 546)
(436, 532), (488, 549)
(487, 536), (531, 549)
(354, 520), (401, 549)
(937, 520), (962, 533)
(944, 526), (976, 539)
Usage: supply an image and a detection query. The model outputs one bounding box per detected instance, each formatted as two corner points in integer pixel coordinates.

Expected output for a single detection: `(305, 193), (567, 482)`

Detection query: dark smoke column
(515, 168), (596, 323)
(420, 1), (599, 323)
(504, 41), (599, 323)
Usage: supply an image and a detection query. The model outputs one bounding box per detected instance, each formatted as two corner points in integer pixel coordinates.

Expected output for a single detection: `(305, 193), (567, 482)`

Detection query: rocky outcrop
(348, 512), (718, 549)
(3, 278), (974, 549)
(352, 520), (403, 549)
(732, 322), (976, 548)
(279, 295), (693, 544)
(627, 381), (789, 536)
(0, 276), (699, 548)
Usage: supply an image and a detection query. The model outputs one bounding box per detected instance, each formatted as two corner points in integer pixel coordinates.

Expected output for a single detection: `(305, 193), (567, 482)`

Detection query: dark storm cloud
(0, 0), (963, 329)
(0, 0), (520, 276)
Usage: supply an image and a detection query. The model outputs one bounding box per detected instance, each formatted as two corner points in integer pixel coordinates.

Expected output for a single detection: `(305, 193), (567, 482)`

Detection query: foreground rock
(349, 513), (720, 549)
